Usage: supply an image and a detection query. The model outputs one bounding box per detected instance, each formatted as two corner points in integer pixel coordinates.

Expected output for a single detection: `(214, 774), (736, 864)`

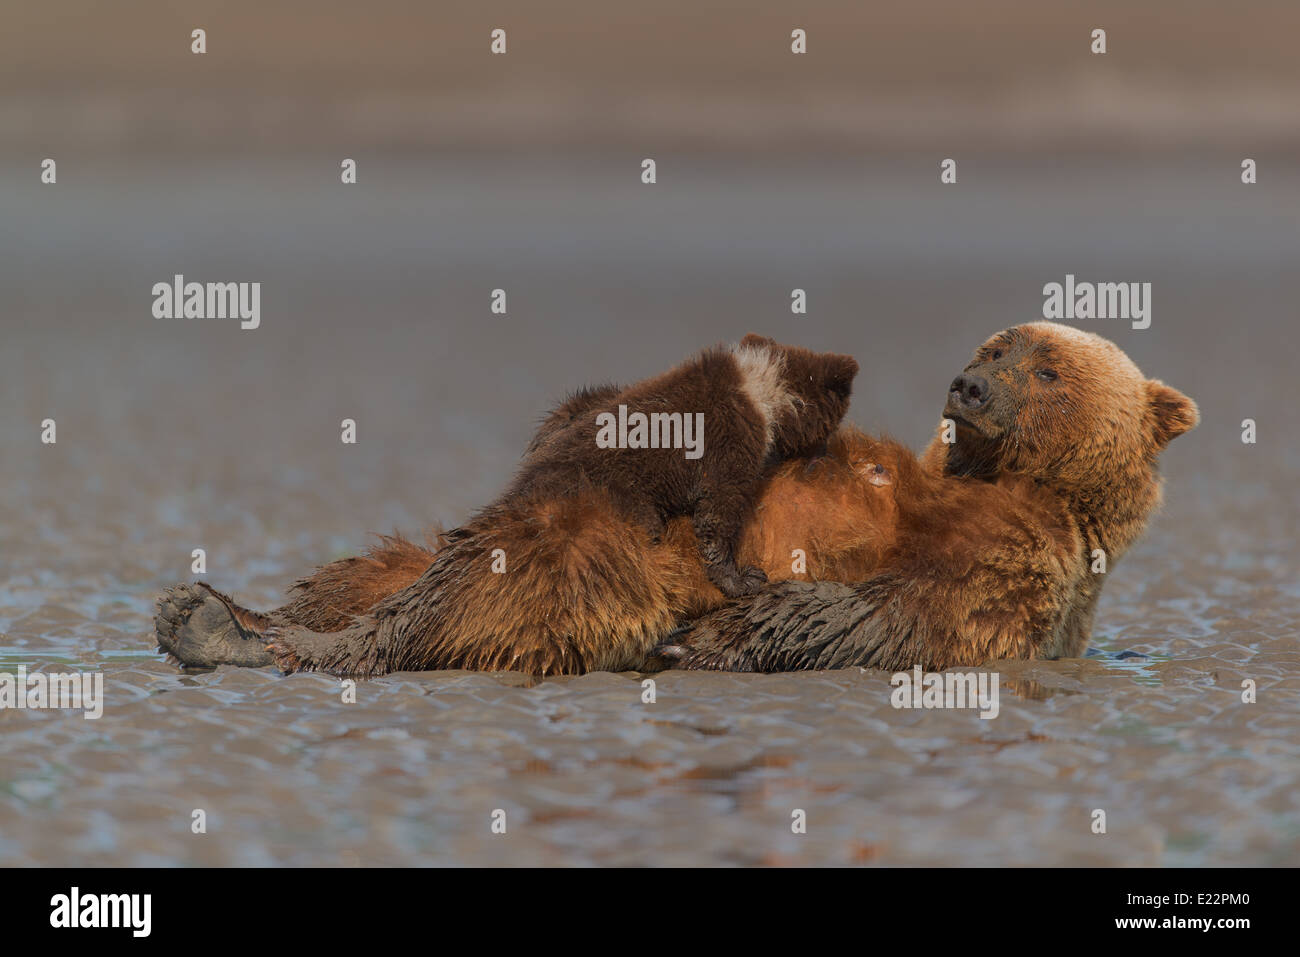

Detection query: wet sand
(1, 153), (1297, 866)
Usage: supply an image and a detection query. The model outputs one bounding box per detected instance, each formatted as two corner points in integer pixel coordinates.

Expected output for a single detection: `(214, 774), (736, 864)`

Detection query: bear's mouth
(944, 409), (1003, 439)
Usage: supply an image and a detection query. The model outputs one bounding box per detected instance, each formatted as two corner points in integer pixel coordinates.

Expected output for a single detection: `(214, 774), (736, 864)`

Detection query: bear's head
(737, 333), (859, 458)
(932, 322), (1198, 490)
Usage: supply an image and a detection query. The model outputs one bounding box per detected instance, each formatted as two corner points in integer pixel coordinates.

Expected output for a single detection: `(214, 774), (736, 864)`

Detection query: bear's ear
(826, 354), (859, 397)
(739, 332), (777, 350)
(1146, 379), (1198, 448)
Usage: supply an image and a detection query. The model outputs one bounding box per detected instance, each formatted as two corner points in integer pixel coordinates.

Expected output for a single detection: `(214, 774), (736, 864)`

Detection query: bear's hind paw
(155, 582), (275, 670)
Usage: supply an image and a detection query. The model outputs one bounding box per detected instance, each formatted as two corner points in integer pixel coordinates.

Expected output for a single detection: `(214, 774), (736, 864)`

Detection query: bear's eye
(1036, 369), (1058, 382)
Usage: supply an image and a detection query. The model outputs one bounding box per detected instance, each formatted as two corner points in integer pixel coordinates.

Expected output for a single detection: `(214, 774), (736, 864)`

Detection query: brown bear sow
(153, 322), (1195, 676)
(660, 321), (1199, 670)
(501, 333), (858, 597)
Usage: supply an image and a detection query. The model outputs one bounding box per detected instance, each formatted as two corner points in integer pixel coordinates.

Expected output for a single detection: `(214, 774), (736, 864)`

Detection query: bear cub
(502, 333), (859, 597)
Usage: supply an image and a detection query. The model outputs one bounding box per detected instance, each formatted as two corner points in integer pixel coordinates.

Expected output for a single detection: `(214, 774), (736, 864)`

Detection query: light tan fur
(731, 341), (797, 449)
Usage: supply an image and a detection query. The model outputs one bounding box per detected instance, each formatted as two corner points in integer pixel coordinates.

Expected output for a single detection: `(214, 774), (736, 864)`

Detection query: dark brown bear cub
(502, 333), (859, 597)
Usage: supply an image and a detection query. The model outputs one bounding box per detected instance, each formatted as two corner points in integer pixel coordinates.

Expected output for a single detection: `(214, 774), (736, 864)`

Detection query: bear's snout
(949, 373), (991, 410)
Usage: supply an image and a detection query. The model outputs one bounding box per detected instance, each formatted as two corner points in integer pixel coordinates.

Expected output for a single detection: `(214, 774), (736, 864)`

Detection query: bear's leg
(260, 536), (476, 676)
(155, 584), (404, 674)
(654, 579), (900, 672)
(153, 535), (438, 670)
(261, 505), (677, 677)
(262, 615), (396, 677)
(692, 483), (768, 598)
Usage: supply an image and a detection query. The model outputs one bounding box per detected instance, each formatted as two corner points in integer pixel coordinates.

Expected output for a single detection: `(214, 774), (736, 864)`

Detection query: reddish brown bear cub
(503, 333), (858, 597)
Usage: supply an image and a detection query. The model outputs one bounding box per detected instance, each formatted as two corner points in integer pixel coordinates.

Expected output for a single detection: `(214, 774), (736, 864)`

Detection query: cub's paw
(155, 582), (274, 670)
(737, 565), (769, 595)
(708, 562), (768, 598)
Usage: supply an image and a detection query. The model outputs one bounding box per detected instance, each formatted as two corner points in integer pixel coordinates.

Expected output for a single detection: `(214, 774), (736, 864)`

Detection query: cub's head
(934, 322), (1198, 487)
(736, 333), (859, 458)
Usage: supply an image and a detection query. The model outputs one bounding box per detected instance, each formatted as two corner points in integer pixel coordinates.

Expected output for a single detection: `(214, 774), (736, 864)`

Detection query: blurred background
(0, 2), (1296, 867)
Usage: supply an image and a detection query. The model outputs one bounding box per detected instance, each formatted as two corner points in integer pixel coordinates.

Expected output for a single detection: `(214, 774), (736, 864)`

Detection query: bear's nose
(949, 373), (991, 409)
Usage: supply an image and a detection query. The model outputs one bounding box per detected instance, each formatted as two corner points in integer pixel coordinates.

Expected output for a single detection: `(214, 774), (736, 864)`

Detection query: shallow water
(1, 156), (1297, 866)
